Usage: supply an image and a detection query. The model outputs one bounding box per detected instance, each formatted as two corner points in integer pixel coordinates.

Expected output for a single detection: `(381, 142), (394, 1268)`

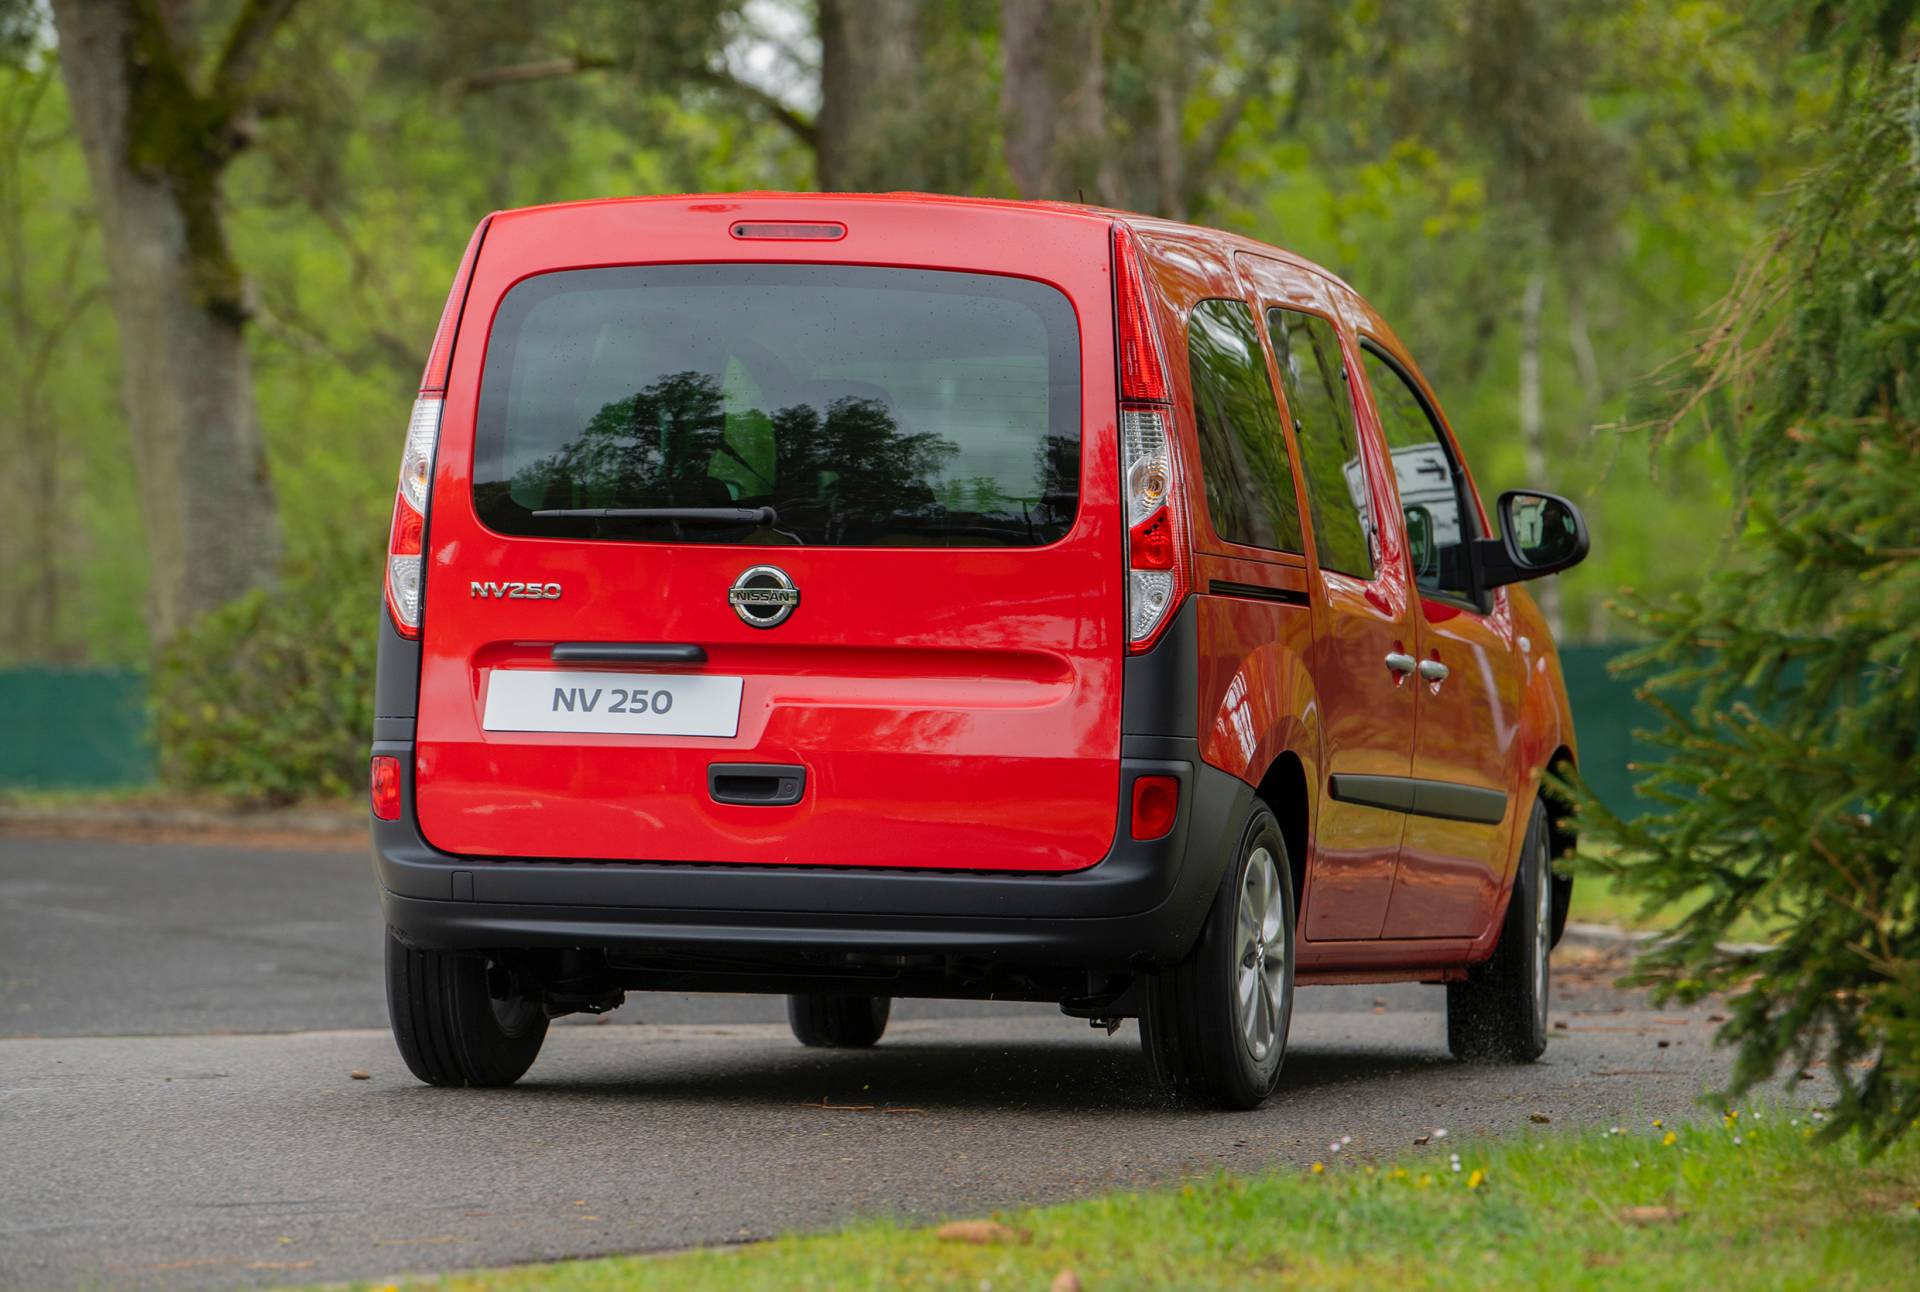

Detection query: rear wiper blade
(532, 506), (776, 525)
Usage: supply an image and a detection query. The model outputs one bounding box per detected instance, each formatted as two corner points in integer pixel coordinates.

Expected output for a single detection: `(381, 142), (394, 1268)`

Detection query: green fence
(0, 667), (154, 789)
(0, 652), (1659, 810)
(1554, 645), (1653, 817)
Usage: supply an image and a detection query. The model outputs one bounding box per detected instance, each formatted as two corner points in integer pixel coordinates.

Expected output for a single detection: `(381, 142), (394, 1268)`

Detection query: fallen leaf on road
(1052, 1270), (1083, 1292)
(349, 1070), (370, 1080)
(936, 1220), (1032, 1245)
(1413, 1134), (1431, 1146)
(1620, 1206), (1682, 1226)
(1529, 1113), (1551, 1124)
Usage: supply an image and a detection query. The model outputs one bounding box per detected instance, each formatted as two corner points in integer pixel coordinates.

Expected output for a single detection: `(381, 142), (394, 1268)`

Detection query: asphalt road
(1, 833), (1747, 1291)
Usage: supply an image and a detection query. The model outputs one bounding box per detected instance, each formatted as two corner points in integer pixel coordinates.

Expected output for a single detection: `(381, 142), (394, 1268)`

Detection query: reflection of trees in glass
(1188, 300), (1303, 552)
(1270, 310), (1371, 578)
(512, 369), (730, 511)
(509, 370), (996, 543)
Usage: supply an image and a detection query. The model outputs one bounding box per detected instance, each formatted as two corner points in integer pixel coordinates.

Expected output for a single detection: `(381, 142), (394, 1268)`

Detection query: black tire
(1139, 806), (1296, 1110)
(1447, 799), (1553, 1063)
(786, 993), (890, 1048)
(385, 930), (549, 1087)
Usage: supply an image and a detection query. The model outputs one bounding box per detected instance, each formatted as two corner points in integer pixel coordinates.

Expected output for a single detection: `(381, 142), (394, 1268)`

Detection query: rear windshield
(472, 265), (1081, 547)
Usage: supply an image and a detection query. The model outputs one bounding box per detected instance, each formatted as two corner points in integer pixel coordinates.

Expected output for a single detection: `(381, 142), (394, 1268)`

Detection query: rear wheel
(1447, 799), (1552, 1062)
(786, 993), (890, 1048)
(1140, 806), (1295, 1109)
(385, 930), (548, 1087)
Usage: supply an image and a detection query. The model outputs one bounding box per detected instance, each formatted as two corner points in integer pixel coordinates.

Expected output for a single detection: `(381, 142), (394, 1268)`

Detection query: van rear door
(411, 200), (1125, 871)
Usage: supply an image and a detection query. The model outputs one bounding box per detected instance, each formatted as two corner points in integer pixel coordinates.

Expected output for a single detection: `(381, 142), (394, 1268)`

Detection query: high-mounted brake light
(388, 218), (487, 638)
(1114, 223), (1189, 653)
(730, 221), (846, 241)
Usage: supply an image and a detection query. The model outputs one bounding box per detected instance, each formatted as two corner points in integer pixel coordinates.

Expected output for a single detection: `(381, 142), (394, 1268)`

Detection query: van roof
(480, 191), (1359, 301)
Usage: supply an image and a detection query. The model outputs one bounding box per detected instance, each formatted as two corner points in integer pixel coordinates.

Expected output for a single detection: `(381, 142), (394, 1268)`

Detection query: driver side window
(1360, 346), (1481, 603)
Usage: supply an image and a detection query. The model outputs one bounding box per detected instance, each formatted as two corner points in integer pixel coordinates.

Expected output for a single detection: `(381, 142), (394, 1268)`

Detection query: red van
(370, 195), (1588, 1108)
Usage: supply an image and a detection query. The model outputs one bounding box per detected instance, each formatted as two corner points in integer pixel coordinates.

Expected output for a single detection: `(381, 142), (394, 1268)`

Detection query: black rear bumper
(372, 732), (1248, 975)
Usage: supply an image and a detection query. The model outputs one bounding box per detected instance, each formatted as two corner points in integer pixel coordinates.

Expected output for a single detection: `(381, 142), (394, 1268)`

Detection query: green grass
(331, 1113), (1919, 1291)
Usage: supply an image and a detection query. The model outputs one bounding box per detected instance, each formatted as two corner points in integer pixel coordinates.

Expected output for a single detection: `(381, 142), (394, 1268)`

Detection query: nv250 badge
(470, 580), (562, 599)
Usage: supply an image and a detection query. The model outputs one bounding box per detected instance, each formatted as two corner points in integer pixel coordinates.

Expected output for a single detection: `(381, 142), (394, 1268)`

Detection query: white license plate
(482, 670), (743, 737)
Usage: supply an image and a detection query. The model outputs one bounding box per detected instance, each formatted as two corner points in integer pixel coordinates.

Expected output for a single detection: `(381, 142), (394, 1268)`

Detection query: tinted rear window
(472, 265), (1080, 547)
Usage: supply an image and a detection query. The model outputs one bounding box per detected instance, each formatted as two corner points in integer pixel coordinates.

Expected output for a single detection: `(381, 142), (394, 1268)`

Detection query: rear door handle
(709, 763), (806, 807)
(1384, 652), (1417, 675)
(1418, 658), (1450, 682)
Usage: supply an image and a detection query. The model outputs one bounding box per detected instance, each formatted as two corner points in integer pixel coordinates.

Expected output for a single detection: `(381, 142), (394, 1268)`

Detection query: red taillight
(370, 755), (401, 821)
(385, 397), (442, 638)
(1114, 222), (1189, 654)
(1130, 774), (1179, 840)
(1113, 223), (1169, 403)
(388, 498), (423, 556)
(1129, 508), (1176, 569)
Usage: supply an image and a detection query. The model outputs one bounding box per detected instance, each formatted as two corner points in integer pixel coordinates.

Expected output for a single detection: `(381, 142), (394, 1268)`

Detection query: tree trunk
(1000, 0), (1120, 204)
(816, 0), (924, 192)
(1518, 267), (1563, 637)
(50, 0), (281, 647)
(1000, 0), (1057, 198)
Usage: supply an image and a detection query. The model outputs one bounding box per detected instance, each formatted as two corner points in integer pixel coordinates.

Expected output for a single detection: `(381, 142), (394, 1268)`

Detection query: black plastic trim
(1208, 579), (1310, 607)
(373, 609), (422, 721)
(372, 737), (1254, 973)
(1122, 597), (1198, 738)
(553, 642), (708, 665)
(1327, 772), (1507, 825)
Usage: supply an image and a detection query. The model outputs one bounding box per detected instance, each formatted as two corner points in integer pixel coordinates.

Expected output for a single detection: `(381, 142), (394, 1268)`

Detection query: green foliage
(151, 538), (381, 804)
(1575, 47), (1920, 1151)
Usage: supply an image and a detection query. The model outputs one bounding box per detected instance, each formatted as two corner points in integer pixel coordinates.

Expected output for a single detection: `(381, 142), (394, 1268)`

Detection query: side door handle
(1384, 652), (1417, 675)
(1418, 658), (1450, 683)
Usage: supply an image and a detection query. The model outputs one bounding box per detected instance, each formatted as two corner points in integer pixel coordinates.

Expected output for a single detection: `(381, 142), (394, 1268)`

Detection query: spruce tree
(1576, 7), (1920, 1150)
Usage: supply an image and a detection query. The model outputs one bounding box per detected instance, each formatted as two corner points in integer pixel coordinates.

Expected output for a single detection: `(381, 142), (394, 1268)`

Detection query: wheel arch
(1253, 750), (1310, 926)
(1544, 744), (1577, 947)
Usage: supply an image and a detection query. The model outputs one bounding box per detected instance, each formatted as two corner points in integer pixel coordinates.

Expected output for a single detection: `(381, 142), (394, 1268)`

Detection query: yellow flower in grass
(1467, 1169), (1486, 1190)
(1310, 1162), (1325, 1175)
(1662, 1132), (1678, 1147)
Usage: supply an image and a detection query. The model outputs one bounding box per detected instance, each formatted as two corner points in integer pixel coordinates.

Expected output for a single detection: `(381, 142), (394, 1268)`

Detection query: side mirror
(1473, 489), (1589, 588)
(1403, 503), (1437, 581)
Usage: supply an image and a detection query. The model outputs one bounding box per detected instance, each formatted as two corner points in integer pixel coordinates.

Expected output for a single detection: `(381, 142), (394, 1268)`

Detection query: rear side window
(472, 265), (1080, 547)
(1267, 308), (1373, 579)
(1186, 299), (1302, 553)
